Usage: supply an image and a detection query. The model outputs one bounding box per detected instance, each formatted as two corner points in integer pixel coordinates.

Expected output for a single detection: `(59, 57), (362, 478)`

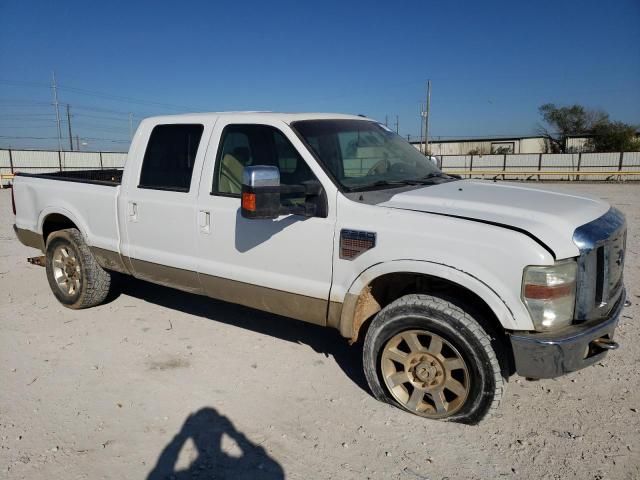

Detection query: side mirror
(241, 165), (281, 219)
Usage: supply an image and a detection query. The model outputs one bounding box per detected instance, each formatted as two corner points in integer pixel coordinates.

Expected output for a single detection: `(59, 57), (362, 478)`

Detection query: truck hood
(379, 180), (610, 259)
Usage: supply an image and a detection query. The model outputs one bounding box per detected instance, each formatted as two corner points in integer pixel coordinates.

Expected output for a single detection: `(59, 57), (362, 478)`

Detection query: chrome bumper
(509, 290), (625, 379)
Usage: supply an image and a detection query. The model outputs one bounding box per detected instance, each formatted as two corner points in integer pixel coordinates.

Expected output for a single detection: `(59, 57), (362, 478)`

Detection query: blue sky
(1, 0), (639, 151)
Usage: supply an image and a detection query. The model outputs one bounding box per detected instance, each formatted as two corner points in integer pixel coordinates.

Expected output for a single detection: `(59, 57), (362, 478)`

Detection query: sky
(1, 0), (639, 151)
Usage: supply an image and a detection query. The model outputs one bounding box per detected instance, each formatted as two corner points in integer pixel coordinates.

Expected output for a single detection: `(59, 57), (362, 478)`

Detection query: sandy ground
(0, 183), (639, 480)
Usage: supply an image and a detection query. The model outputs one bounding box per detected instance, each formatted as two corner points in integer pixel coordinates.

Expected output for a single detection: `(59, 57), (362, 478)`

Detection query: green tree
(537, 103), (608, 153)
(586, 121), (640, 152)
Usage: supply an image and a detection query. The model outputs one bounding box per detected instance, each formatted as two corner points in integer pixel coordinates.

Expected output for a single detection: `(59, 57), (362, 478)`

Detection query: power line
(0, 98), (151, 117)
(74, 123), (130, 131)
(71, 104), (153, 117)
(0, 98), (51, 104)
(0, 79), (50, 88)
(0, 78), (200, 111)
(0, 125), (57, 129)
(73, 112), (137, 121)
(71, 122), (131, 133)
(57, 84), (198, 111)
(0, 114), (56, 118)
(0, 117), (56, 122)
(0, 135), (130, 143)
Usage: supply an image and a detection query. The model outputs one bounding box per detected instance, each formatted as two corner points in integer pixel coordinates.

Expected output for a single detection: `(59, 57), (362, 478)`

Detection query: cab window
(139, 124), (204, 192)
(213, 124), (316, 196)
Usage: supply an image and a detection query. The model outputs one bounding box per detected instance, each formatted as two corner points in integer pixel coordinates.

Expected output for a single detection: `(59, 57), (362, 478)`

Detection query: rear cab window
(139, 124), (204, 192)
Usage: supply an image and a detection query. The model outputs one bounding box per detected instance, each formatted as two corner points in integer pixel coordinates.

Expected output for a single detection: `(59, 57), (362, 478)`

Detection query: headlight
(522, 260), (577, 331)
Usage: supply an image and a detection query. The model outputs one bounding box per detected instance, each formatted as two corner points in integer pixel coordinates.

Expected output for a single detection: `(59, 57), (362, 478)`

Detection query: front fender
(336, 259), (533, 337)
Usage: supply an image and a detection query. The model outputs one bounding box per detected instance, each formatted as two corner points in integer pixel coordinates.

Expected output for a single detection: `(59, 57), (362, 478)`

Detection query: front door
(195, 119), (336, 324)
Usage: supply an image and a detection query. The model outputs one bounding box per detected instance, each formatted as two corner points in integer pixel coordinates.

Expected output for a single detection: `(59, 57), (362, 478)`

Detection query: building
(410, 135), (597, 155)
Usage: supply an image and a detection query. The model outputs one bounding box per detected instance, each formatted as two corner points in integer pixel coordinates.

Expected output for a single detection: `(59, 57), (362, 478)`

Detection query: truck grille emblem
(340, 229), (376, 260)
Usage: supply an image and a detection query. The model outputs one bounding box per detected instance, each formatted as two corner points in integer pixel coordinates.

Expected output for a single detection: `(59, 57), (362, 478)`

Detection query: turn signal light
(523, 282), (575, 300)
(242, 192), (256, 212)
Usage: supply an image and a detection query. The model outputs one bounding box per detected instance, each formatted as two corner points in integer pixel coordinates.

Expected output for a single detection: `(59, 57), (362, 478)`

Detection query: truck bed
(16, 169), (123, 187)
(13, 168), (123, 255)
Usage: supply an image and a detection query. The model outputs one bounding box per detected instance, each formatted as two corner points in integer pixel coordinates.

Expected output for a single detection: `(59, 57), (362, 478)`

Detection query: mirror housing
(241, 165), (281, 219)
(240, 165), (328, 219)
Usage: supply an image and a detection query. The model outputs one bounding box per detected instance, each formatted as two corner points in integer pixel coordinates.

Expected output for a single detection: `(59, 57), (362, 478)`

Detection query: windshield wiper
(420, 172), (460, 180)
(349, 174), (459, 192)
(349, 179), (425, 192)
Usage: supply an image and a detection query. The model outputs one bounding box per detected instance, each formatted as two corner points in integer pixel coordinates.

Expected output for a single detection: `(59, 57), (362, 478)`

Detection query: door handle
(198, 210), (211, 233)
(128, 202), (138, 222)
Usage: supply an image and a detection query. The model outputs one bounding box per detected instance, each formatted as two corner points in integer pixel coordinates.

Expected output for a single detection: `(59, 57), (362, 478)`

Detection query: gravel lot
(1, 183), (639, 480)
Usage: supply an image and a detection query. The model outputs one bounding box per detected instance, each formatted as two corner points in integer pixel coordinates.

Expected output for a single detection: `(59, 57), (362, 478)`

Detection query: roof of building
(409, 135), (545, 144)
(409, 131), (640, 145)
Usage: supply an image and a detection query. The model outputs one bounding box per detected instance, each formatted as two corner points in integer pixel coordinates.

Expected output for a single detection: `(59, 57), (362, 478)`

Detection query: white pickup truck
(12, 112), (627, 424)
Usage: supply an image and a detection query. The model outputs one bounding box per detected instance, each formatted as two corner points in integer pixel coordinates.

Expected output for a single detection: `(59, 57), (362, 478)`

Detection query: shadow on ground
(115, 275), (369, 394)
(146, 407), (284, 480)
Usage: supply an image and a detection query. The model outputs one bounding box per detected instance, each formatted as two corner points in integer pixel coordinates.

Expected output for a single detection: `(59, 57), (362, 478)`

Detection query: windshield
(292, 119), (446, 191)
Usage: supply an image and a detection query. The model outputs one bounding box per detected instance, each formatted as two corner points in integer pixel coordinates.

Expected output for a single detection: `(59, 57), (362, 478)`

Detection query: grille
(573, 208), (626, 322)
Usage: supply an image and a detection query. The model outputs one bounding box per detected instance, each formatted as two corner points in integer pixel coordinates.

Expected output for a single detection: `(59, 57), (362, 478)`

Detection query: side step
(27, 256), (46, 267)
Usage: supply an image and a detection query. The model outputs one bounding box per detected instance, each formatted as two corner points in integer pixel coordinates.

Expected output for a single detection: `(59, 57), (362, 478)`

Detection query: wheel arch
(39, 207), (87, 246)
(337, 261), (520, 378)
(337, 260), (527, 343)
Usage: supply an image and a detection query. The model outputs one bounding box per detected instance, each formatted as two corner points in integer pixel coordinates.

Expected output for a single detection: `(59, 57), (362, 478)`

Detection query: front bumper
(509, 290), (625, 379)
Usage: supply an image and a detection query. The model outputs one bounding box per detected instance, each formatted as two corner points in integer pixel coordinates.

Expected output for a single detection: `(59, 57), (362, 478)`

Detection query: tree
(537, 103), (609, 153)
(491, 146), (512, 154)
(586, 121), (640, 152)
(468, 147), (485, 155)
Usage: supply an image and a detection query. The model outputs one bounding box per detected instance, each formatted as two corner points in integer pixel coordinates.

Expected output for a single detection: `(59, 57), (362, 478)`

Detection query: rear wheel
(363, 294), (504, 424)
(45, 228), (112, 309)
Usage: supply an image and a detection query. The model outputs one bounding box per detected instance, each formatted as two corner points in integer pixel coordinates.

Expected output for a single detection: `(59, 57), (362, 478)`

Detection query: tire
(363, 294), (504, 424)
(45, 228), (112, 309)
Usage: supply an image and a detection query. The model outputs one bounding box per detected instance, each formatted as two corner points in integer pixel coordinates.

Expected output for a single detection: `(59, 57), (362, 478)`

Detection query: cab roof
(141, 111), (373, 125)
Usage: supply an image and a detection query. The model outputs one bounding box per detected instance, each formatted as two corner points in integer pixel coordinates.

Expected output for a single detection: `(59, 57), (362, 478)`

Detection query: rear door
(194, 118), (337, 324)
(121, 120), (213, 293)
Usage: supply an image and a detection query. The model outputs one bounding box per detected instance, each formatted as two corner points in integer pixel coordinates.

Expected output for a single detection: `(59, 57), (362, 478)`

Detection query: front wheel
(363, 294), (504, 424)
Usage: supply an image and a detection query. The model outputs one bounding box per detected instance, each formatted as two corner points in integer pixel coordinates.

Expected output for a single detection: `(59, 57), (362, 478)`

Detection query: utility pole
(129, 112), (134, 140)
(66, 104), (73, 151)
(419, 103), (425, 154)
(395, 115), (399, 134)
(51, 71), (63, 151)
(424, 80), (431, 156)
(384, 115), (388, 127)
(76, 135), (80, 151)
